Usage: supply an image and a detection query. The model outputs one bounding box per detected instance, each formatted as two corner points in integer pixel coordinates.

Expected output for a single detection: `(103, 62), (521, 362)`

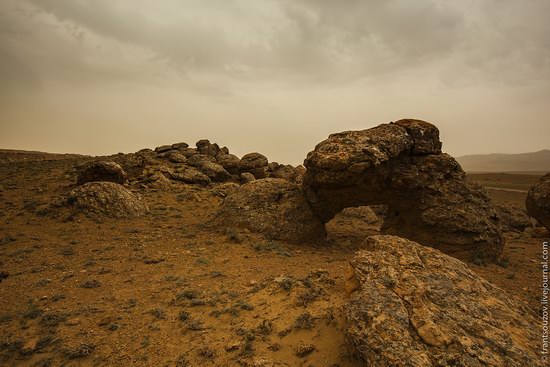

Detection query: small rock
(166, 151), (188, 164)
(295, 343), (315, 357)
(66, 318), (81, 326)
(224, 341), (240, 352)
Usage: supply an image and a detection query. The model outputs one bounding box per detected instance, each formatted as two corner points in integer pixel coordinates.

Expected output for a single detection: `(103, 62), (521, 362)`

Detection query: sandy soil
(0, 153), (548, 366)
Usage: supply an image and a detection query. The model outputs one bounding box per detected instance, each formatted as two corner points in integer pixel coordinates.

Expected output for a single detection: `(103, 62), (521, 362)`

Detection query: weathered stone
(303, 119), (503, 259)
(76, 161), (127, 186)
(394, 118), (442, 154)
(171, 142), (189, 150)
(196, 139), (220, 157)
(187, 154), (217, 167)
(199, 161), (231, 182)
(170, 168), (211, 186)
(217, 153), (241, 174)
(154, 145), (172, 154)
(240, 153), (269, 179)
(345, 235), (542, 367)
(66, 182), (148, 218)
(214, 178), (325, 243)
(495, 203), (532, 232)
(240, 172), (256, 184)
(526, 173), (550, 231)
(166, 151), (187, 164)
(180, 147), (198, 158)
(270, 164), (302, 183)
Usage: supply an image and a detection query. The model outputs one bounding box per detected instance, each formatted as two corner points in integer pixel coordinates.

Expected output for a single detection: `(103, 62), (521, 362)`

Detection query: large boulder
(303, 119), (503, 260)
(66, 182), (148, 218)
(213, 178), (325, 243)
(526, 173), (550, 231)
(76, 161), (127, 186)
(345, 235), (542, 367)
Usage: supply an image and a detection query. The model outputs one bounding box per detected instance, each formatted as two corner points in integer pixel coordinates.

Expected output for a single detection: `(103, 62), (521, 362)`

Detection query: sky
(1, 0), (549, 165)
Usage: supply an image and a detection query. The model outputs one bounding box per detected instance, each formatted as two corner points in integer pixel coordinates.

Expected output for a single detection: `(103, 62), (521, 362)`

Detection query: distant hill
(456, 150), (550, 173)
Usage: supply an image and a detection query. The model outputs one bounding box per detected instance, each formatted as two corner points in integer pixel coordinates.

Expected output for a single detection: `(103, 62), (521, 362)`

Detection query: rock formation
(303, 119), (503, 259)
(76, 161), (127, 185)
(66, 182), (149, 218)
(344, 235), (542, 367)
(526, 173), (550, 231)
(131, 141), (303, 187)
(214, 178), (325, 243)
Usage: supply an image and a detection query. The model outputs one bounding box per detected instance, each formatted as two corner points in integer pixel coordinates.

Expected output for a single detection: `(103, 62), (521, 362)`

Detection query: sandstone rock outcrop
(344, 235), (542, 367)
(214, 178), (325, 243)
(303, 119), (503, 259)
(76, 161), (127, 186)
(526, 173), (550, 231)
(66, 182), (148, 218)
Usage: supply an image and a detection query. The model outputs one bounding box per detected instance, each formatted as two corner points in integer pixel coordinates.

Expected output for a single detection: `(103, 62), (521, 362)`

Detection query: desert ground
(0, 150), (547, 366)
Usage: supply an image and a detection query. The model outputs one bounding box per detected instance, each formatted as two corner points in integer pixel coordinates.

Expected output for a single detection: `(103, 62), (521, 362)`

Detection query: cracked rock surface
(344, 235), (542, 367)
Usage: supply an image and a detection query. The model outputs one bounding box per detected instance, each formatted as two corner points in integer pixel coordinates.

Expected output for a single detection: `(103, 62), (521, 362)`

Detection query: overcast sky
(1, 0), (549, 164)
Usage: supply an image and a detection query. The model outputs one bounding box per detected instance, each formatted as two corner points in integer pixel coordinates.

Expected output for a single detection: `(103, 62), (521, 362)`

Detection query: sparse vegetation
(0, 149), (543, 366)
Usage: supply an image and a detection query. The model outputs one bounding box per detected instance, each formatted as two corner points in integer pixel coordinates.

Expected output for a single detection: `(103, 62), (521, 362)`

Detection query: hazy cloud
(0, 0), (549, 163)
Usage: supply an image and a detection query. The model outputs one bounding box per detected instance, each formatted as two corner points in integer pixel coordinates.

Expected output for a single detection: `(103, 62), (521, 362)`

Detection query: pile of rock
(136, 140), (304, 187)
(65, 161), (148, 218)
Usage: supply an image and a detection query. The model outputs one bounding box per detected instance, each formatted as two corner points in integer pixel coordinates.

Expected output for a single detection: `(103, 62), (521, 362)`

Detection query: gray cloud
(0, 0), (549, 163)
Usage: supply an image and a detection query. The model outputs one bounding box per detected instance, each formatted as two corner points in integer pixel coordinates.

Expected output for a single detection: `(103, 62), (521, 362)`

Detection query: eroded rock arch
(303, 119), (503, 259)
